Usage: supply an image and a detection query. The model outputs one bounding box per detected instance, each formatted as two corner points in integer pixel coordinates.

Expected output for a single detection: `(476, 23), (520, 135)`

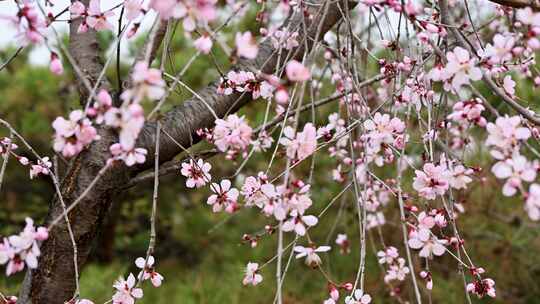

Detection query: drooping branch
(18, 1), (357, 303)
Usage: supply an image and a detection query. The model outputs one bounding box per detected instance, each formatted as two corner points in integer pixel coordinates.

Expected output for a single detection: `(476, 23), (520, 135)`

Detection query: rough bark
(68, 0), (109, 103)
(18, 1), (354, 303)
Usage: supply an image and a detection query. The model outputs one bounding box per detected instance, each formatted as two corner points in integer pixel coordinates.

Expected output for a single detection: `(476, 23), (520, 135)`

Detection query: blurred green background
(1, 15), (540, 304)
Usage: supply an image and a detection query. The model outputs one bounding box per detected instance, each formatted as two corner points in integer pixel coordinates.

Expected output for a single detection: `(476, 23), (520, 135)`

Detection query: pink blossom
(52, 110), (99, 157)
(212, 114), (253, 157)
(285, 60), (310, 82)
(2, 218), (48, 275)
(86, 0), (115, 31)
(491, 153), (536, 196)
(122, 62), (165, 103)
(467, 278), (496, 298)
(486, 115), (531, 156)
(516, 7), (540, 26)
(345, 289), (372, 304)
(274, 88), (289, 104)
(441, 46), (482, 90)
(235, 32), (258, 59)
(420, 271), (433, 290)
(447, 98), (486, 127)
(503, 75), (516, 96)
(70, 1), (86, 17)
(412, 163), (451, 200)
(449, 164), (474, 189)
(194, 35), (213, 54)
(124, 0), (143, 21)
(150, 0), (217, 30)
(0, 137), (18, 155)
(30, 157), (52, 179)
(270, 30), (299, 50)
(49, 53), (63, 75)
(377, 246), (399, 264)
(135, 256), (164, 287)
(105, 104), (145, 151)
(482, 34), (515, 65)
(112, 273), (144, 304)
(335, 233), (350, 254)
(109, 143), (147, 167)
(10, 2), (46, 45)
(525, 183), (540, 220)
(242, 262), (262, 286)
(241, 174), (276, 208)
(362, 112), (405, 165)
(408, 228), (447, 258)
(384, 258), (410, 282)
(366, 212), (386, 229)
(207, 179), (240, 213)
(180, 158), (212, 188)
(282, 212), (318, 236)
(293, 245), (331, 267)
(88, 89), (113, 124)
(279, 123), (317, 161)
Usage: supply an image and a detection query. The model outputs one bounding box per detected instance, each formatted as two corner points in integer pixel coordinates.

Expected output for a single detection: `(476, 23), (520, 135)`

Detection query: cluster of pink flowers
(486, 115), (531, 158)
(150, 0), (217, 32)
(241, 176), (319, 235)
(217, 70), (276, 101)
(279, 123), (318, 161)
(1, 137), (52, 179)
(447, 98), (487, 127)
(6, 1), (46, 45)
(108, 256), (163, 304)
(285, 60), (311, 82)
(408, 210), (448, 258)
(208, 114), (254, 159)
(70, 0), (115, 33)
(180, 158), (212, 188)
(361, 113), (406, 166)
(398, 75), (434, 111)
(121, 62), (166, 104)
(430, 46), (482, 92)
(0, 218), (48, 276)
(235, 32), (259, 59)
(466, 268), (496, 299)
(89, 61), (164, 166)
(103, 102), (147, 166)
(413, 158), (474, 200)
(344, 289), (372, 304)
(52, 110), (99, 158)
(266, 29), (299, 50)
(377, 247), (410, 283)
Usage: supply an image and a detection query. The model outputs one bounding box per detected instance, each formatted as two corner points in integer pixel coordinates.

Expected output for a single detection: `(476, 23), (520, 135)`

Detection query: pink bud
(194, 36), (213, 54)
(35, 227), (49, 241)
(330, 287), (339, 300)
(97, 89), (112, 106)
(275, 88), (289, 104)
(341, 282), (353, 291)
(49, 53), (63, 75)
